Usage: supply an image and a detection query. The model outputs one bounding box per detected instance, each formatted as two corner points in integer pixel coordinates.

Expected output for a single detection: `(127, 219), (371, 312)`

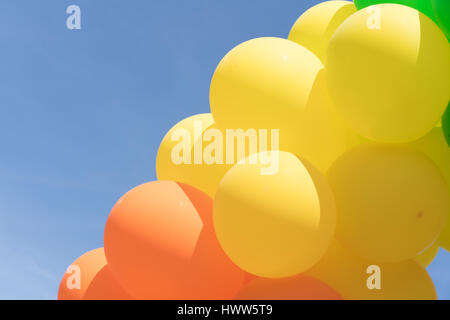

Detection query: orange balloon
(235, 275), (342, 300)
(243, 273), (257, 285)
(104, 180), (245, 299)
(58, 248), (131, 300)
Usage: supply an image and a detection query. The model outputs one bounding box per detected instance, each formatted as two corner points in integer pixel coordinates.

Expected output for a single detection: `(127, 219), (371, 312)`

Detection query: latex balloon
(58, 248), (131, 300)
(359, 128), (450, 251)
(156, 114), (219, 197)
(431, 0), (450, 39)
(326, 4), (450, 143)
(354, 0), (437, 23)
(415, 243), (440, 267)
(210, 37), (321, 130)
(104, 181), (245, 299)
(327, 144), (449, 262)
(213, 151), (336, 278)
(288, 1), (357, 62)
(156, 113), (276, 197)
(306, 241), (437, 300)
(405, 127), (450, 251)
(407, 128), (450, 186)
(443, 103), (450, 146)
(210, 37), (358, 172)
(235, 275), (342, 300)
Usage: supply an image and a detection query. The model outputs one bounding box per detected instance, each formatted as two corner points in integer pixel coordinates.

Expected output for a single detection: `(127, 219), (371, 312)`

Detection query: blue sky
(0, 0), (448, 299)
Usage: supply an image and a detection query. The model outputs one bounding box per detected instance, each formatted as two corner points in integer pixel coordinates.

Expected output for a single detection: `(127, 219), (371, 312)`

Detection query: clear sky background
(0, 0), (448, 299)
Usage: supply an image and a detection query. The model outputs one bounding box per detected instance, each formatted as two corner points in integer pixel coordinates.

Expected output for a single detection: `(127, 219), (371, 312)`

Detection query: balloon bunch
(58, 1), (450, 300)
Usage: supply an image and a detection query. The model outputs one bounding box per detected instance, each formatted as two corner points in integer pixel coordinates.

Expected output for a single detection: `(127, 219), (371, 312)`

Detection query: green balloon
(431, 0), (450, 40)
(443, 103), (450, 147)
(354, 0), (437, 23)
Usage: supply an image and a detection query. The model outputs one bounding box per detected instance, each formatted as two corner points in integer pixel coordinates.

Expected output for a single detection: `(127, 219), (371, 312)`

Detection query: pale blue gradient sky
(0, 0), (448, 299)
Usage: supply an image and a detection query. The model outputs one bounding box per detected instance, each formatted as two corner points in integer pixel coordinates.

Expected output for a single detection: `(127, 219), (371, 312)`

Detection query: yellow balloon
(326, 4), (450, 143)
(358, 127), (450, 252)
(415, 243), (440, 268)
(156, 114), (221, 197)
(406, 128), (450, 252)
(327, 144), (449, 263)
(407, 129), (450, 188)
(306, 240), (437, 300)
(213, 151), (336, 278)
(439, 221), (450, 252)
(288, 0), (356, 62)
(156, 113), (275, 197)
(288, 71), (359, 172)
(210, 37), (358, 172)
